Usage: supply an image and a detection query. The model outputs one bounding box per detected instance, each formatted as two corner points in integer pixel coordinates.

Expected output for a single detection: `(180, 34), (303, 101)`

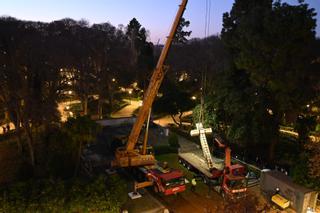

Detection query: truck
(112, 0), (188, 168)
(260, 170), (318, 213)
(178, 123), (247, 199)
(133, 162), (186, 196)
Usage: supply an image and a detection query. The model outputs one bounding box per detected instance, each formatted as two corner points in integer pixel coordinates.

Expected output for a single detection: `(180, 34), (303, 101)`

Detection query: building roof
(266, 171), (314, 194)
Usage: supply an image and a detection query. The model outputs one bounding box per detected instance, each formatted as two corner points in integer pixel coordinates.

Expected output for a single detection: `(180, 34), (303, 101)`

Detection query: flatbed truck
(179, 124), (248, 199)
(178, 148), (247, 198)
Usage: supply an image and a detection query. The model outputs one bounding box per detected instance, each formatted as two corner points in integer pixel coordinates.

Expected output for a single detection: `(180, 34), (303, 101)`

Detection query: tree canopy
(218, 0), (318, 161)
(0, 17), (139, 167)
(173, 17), (192, 44)
(126, 18), (155, 89)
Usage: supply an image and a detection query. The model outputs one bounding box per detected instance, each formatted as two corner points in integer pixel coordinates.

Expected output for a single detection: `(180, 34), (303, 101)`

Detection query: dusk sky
(1, 0), (319, 43)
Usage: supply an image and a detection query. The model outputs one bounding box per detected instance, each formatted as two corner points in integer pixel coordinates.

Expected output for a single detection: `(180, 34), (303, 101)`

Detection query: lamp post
(128, 90), (132, 104)
(68, 90), (72, 118)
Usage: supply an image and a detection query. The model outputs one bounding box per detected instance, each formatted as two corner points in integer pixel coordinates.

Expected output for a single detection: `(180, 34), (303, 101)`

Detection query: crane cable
(200, 0), (212, 124)
(204, 0), (212, 38)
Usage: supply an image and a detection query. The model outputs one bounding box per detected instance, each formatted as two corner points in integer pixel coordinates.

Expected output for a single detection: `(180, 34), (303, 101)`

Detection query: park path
(153, 111), (192, 127)
(111, 99), (141, 118)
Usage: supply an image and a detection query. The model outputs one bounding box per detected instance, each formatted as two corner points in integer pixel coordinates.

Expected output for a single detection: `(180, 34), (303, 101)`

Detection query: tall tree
(63, 116), (100, 176)
(126, 18), (154, 89)
(173, 17), (192, 44)
(220, 0), (317, 161)
(154, 78), (195, 127)
(0, 17), (61, 167)
(91, 23), (131, 119)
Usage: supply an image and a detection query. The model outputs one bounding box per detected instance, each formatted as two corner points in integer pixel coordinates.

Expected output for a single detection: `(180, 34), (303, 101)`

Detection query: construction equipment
(133, 163), (186, 196)
(109, 0), (188, 197)
(179, 130), (247, 199)
(112, 0), (188, 168)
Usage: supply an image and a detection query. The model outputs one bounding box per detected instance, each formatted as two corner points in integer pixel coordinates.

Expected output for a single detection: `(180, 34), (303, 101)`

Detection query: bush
(0, 175), (127, 213)
(39, 127), (75, 178)
(292, 153), (320, 190)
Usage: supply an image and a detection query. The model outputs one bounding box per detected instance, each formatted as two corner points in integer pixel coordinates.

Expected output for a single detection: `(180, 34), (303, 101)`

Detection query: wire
(200, 0), (212, 124)
(204, 0), (211, 38)
(207, 0), (211, 36)
(204, 0), (212, 38)
(204, 0), (208, 38)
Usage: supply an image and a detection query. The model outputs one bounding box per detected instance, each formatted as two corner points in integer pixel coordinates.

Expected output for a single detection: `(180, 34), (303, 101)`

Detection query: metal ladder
(199, 130), (214, 169)
(190, 123), (214, 169)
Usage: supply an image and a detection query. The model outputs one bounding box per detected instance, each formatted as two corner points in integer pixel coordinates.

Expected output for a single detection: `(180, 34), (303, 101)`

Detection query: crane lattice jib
(126, 0), (188, 151)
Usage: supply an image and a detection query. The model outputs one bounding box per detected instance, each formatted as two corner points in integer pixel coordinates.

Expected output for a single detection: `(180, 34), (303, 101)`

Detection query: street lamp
(128, 90), (132, 104)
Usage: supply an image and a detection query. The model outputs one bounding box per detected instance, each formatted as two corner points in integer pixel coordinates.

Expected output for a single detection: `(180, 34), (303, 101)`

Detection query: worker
(191, 178), (197, 192)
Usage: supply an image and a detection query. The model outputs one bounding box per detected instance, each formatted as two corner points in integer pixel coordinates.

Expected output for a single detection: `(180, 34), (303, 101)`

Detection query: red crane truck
(111, 0), (189, 197)
(133, 162), (186, 196)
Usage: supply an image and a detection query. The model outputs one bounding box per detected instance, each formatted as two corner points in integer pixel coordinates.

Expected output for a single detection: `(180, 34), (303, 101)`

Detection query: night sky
(1, 0), (319, 43)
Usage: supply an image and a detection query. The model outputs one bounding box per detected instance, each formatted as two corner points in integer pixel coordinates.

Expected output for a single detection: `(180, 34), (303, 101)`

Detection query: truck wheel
(187, 165), (192, 170)
(178, 159), (183, 164)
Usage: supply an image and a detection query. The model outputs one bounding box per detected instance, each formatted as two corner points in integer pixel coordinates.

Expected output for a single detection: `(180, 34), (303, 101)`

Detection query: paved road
(111, 99), (141, 118)
(280, 128), (320, 143)
(57, 100), (81, 122)
(153, 111), (192, 127)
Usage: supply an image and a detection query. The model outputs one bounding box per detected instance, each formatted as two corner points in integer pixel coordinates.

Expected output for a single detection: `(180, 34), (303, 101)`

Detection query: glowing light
(191, 96), (196, 100)
(68, 91), (72, 95)
(112, 78), (116, 82)
(267, 108), (273, 115)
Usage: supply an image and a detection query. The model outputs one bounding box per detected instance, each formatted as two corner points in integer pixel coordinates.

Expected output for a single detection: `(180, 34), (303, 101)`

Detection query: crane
(112, 0), (188, 168)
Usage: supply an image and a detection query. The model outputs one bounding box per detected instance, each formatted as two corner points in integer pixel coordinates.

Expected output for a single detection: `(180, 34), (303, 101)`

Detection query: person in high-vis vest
(191, 178), (197, 192)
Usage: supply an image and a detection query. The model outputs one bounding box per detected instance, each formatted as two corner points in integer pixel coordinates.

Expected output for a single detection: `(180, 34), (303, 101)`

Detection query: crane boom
(126, 0), (188, 151)
(112, 0), (188, 167)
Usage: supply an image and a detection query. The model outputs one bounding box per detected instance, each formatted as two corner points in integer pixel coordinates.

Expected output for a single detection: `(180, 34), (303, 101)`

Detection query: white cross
(190, 123), (212, 137)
